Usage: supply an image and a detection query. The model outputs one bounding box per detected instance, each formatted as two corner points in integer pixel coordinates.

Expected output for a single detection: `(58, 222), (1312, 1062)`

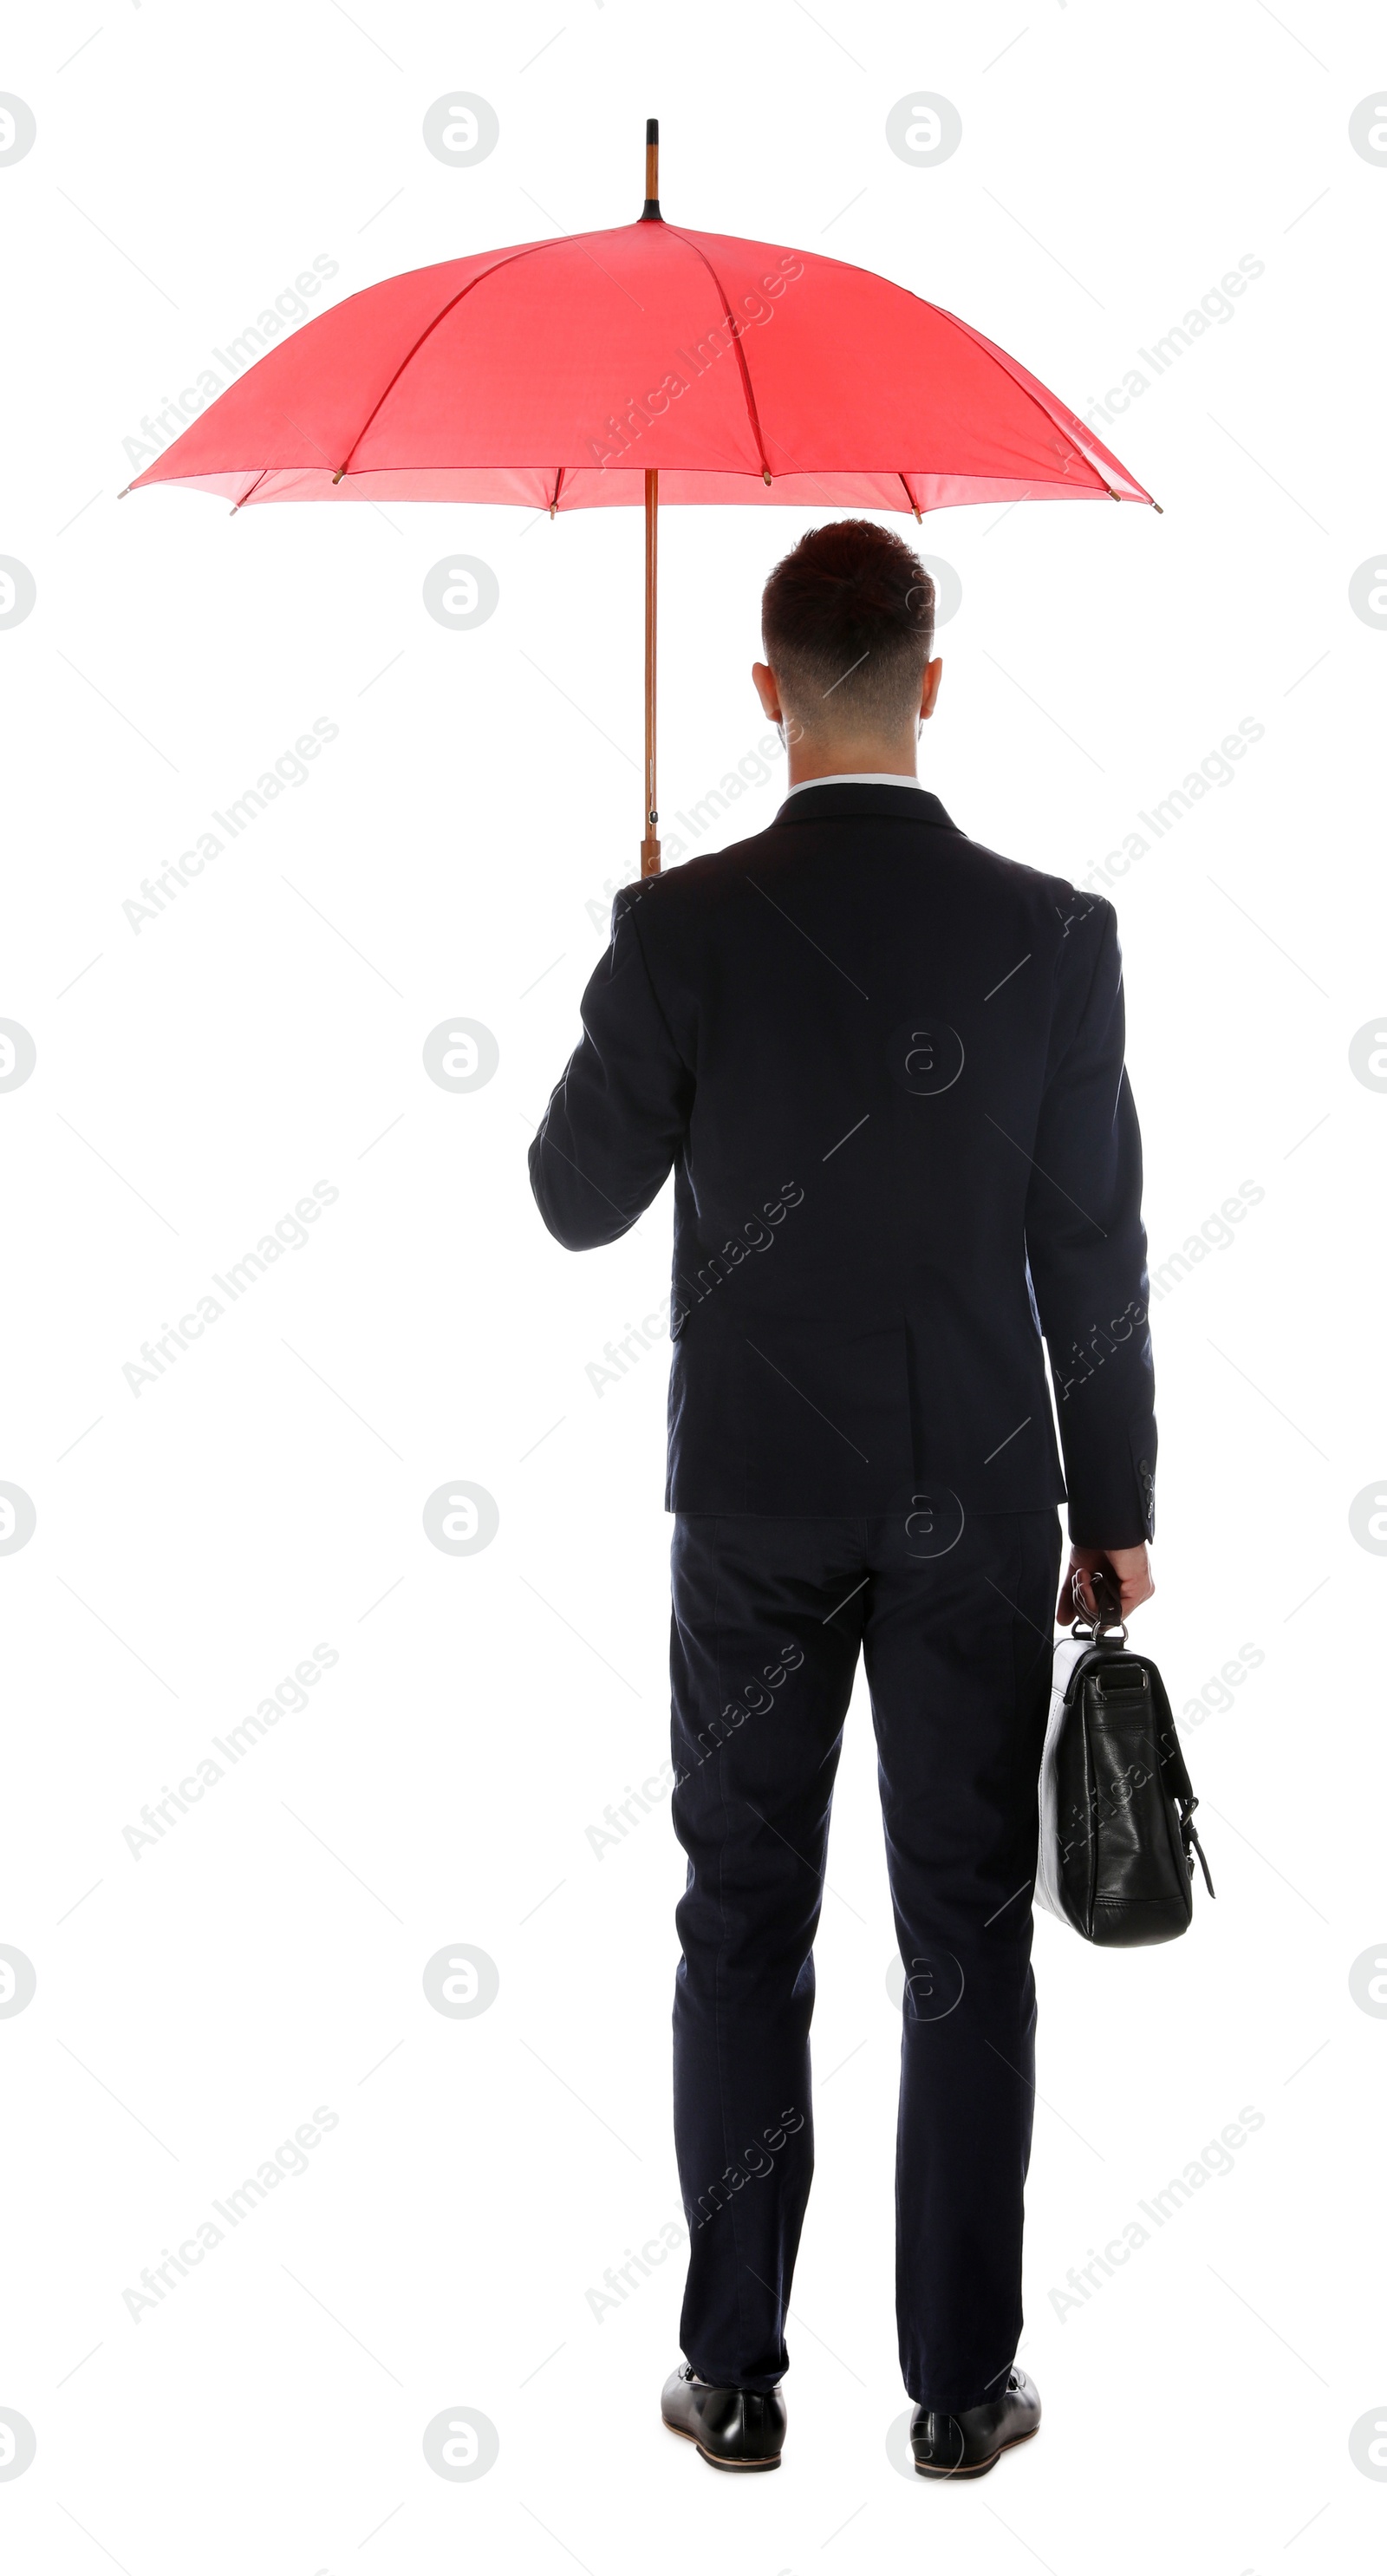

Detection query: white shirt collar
(783, 772), (926, 796)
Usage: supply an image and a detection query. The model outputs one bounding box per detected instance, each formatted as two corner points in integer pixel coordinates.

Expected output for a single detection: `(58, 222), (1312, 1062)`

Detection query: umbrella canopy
(127, 232), (1149, 519)
(127, 123), (1155, 864)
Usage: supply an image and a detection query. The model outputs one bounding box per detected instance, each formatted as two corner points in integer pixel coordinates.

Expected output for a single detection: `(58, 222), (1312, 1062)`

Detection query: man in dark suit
(529, 519), (1155, 2480)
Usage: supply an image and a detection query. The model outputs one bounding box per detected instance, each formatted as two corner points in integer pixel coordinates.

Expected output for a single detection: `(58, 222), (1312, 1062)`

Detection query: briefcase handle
(1071, 1563), (1129, 1646)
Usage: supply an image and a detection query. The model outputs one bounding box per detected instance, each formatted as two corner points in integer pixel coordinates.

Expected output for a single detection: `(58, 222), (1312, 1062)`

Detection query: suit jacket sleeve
(1025, 897), (1156, 1549)
(528, 885), (694, 1250)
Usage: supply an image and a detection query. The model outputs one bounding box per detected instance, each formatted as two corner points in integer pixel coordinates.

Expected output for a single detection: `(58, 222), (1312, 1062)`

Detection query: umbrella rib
(928, 299), (1137, 501)
(663, 226), (775, 485)
(799, 235), (1141, 500)
(333, 238), (559, 482)
(231, 468), (271, 512)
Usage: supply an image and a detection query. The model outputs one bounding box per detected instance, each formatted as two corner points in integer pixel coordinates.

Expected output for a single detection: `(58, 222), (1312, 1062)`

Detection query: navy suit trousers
(669, 1505), (1063, 2413)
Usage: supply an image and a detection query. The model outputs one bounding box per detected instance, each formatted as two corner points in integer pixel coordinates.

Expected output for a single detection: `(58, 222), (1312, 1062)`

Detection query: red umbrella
(125, 123), (1156, 874)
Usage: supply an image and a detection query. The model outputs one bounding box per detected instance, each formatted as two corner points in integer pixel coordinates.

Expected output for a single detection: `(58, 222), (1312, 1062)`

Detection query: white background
(2, 3), (1384, 2570)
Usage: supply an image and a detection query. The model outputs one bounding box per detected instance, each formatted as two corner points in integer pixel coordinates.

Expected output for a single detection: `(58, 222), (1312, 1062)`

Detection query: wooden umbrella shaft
(641, 467), (661, 875)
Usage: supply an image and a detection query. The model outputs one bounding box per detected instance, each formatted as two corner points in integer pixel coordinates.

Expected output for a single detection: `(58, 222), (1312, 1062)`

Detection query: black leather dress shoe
(910, 2367), (1040, 2479)
(661, 2363), (785, 2471)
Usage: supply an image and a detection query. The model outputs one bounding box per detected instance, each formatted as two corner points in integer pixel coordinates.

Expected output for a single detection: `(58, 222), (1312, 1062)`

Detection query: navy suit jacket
(529, 782), (1156, 1546)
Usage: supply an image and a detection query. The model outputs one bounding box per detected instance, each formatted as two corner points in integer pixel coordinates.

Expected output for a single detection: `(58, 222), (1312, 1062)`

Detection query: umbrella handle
(641, 467), (661, 876)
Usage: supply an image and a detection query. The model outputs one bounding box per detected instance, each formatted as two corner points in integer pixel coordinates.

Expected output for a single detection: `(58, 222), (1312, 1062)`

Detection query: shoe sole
(913, 2424), (1039, 2480)
(663, 2417), (782, 2472)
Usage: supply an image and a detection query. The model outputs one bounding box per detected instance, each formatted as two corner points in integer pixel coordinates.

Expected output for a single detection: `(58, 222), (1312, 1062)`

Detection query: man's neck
(785, 741), (918, 791)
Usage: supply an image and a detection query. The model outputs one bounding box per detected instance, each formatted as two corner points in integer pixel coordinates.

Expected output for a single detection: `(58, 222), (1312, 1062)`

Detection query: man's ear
(752, 660), (782, 725)
(920, 655), (944, 723)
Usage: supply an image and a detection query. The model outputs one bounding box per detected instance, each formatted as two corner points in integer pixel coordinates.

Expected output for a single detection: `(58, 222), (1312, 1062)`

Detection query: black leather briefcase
(1036, 1574), (1214, 1947)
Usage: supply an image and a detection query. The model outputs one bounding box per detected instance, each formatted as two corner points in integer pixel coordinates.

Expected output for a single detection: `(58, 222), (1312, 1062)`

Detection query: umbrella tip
(1151, 499), (1164, 514)
(641, 116), (661, 221)
(116, 485), (130, 499)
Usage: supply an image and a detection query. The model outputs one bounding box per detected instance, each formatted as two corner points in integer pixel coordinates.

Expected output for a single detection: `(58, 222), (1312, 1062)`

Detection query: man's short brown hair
(761, 519), (935, 734)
